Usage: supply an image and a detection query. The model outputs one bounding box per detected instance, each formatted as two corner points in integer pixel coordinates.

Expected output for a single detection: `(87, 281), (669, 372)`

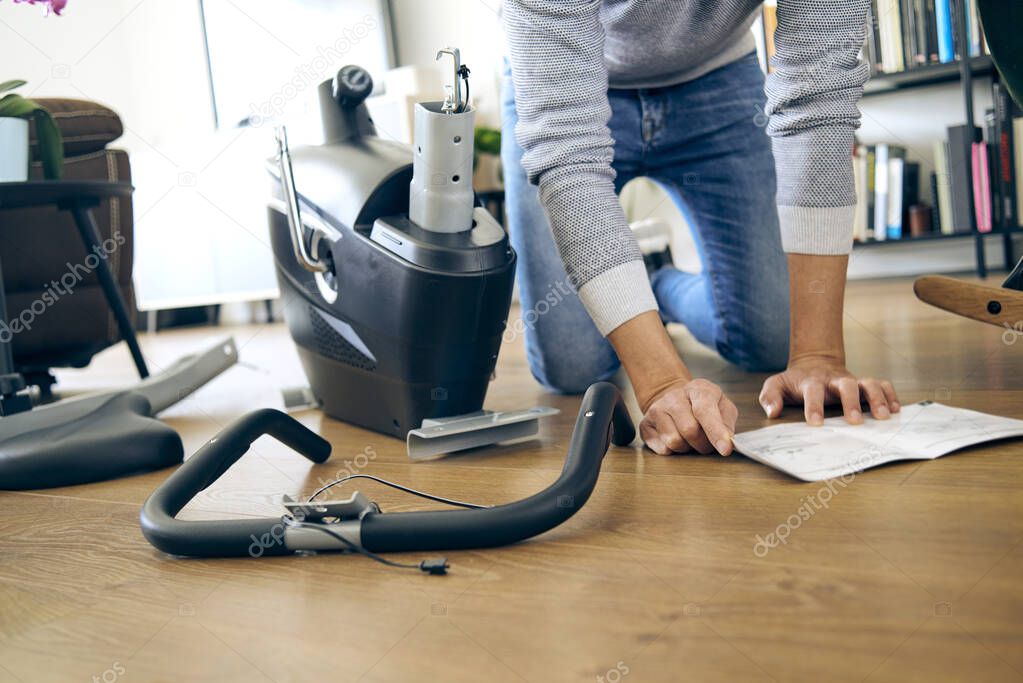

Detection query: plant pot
(0, 117), (29, 182)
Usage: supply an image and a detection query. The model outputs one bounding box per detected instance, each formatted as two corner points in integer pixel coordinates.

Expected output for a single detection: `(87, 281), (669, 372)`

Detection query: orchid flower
(7, 0), (68, 16)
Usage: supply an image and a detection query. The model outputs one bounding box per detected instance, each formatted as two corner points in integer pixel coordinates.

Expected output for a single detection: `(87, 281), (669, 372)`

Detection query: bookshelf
(758, 1), (1019, 278)
(861, 0), (1016, 277)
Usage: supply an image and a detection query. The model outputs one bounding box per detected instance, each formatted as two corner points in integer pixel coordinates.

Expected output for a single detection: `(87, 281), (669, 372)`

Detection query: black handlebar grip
(332, 65), (373, 109)
(140, 409), (331, 557)
(609, 385), (636, 447)
(359, 382), (633, 553)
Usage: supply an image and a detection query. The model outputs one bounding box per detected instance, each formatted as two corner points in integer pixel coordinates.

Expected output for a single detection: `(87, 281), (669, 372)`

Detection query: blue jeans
(500, 52), (790, 394)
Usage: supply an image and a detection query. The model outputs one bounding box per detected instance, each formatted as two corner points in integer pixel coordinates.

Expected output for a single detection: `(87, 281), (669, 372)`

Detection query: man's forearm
(787, 253), (848, 363)
(607, 311), (690, 411)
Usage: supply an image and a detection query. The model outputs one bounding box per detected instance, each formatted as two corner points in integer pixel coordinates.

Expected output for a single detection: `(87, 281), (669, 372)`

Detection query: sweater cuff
(577, 260), (658, 336)
(777, 205), (855, 255)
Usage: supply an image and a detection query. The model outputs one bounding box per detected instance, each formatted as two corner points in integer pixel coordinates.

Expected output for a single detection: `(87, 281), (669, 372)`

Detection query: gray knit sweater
(503, 0), (871, 335)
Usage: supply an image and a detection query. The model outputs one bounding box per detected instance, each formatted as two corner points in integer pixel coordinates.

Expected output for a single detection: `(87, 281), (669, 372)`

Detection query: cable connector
(419, 557), (449, 575)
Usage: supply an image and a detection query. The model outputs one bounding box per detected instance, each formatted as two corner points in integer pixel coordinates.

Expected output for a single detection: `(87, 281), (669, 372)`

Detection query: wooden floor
(1, 276), (1022, 682)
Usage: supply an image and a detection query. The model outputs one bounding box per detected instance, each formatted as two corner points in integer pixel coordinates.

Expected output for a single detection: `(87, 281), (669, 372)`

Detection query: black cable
(283, 517), (448, 575)
(458, 64), (471, 113)
(307, 473), (491, 510)
(301, 471), (487, 576)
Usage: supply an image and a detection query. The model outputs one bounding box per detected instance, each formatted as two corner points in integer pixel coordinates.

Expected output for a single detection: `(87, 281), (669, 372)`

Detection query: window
(199, 0), (393, 130)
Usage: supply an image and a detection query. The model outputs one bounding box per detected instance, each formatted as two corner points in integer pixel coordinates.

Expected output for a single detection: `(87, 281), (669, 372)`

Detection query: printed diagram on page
(733, 403), (1023, 482)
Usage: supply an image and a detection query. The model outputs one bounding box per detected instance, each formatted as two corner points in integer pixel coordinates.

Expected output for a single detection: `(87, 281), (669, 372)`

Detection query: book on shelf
(947, 124), (980, 234)
(890, 159), (920, 239)
(867, 146), (877, 237)
(873, 143), (890, 241)
(971, 140), (992, 233)
(934, 0), (954, 63)
(929, 171), (942, 233)
(761, 3), (777, 73)
(1015, 117), (1023, 229)
(888, 155), (904, 238)
(922, 0), (939, 64)
(899, 0), (919, 68)
(853, 145), (871, 242)
(872, 144), (911, 241)
(867, 4), (883, 73)
(932, 139), (955, 234)
(991, 82), (1019, 230)
(984, 108), (1001, 231)
(964, 0), (984, 58)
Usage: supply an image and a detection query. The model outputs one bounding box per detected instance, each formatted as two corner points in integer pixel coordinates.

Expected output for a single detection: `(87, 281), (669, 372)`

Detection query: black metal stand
(951, 0), (986, 279)
(992, 69), (1018, 272)
(65, 202), (149, 378)
(0, 258), (31, 416)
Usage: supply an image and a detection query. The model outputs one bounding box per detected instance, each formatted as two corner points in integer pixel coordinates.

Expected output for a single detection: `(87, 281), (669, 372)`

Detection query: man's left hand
(758, 354), (900, 426)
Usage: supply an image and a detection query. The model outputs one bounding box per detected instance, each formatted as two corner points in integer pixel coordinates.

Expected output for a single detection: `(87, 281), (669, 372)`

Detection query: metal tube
(274, 126), (327, 273)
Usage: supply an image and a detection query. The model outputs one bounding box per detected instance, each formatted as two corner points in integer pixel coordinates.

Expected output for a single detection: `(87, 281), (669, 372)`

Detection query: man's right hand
(607, 311), (737, 457)
(639, 378), (738, 456)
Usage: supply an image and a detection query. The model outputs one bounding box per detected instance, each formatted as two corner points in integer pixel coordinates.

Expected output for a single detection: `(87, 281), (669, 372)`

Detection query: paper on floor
(732, 402), (1023, 482)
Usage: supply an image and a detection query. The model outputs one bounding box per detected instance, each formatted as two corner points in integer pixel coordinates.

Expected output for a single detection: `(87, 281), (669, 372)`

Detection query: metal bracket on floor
(282, 492), (379, 522)
(407, 406), (559, 461)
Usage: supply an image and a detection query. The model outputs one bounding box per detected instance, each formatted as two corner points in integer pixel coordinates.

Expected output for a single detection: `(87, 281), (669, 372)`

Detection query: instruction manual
(732, 402), (1023, 482)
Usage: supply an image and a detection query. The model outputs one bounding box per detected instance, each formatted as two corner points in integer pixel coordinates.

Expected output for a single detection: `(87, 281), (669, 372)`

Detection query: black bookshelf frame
(952, 0), (983, 276)
(863, 55), (993, 97)
(854, 230), (1009, 248)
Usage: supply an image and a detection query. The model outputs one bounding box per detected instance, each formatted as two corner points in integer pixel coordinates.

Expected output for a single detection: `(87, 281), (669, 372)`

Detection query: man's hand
(774, 253), (900, 426)
(606, 311), (738, 456)
(640, 378), (738, 456)
(759, 354), (900, 426)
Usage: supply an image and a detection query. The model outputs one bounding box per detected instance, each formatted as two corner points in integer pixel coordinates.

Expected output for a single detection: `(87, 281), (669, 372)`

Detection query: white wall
(388, 0), (506, 128)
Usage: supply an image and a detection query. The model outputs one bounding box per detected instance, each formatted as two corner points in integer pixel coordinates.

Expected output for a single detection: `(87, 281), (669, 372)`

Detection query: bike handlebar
(140, 382), (634, 558)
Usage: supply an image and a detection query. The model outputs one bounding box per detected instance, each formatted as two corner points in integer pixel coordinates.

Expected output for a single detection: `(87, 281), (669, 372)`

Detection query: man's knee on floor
(718, 313), (790, 373)
(529, 364), (603, 395)
(522, 336), (619, 395)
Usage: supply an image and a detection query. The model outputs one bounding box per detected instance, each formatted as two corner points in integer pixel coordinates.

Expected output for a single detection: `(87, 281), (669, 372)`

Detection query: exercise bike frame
(140, 382), (635, 558)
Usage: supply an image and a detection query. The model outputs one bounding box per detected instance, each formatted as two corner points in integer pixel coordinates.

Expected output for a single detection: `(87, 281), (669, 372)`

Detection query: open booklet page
(732, 402), (1023, 482)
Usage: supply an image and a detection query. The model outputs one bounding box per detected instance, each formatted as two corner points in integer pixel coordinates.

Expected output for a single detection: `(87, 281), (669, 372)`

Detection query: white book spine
(933, 140), (955, 235)
(887, 156), (904, 238)
(874, 143), (890, 241)
(853, 146), (869, 242)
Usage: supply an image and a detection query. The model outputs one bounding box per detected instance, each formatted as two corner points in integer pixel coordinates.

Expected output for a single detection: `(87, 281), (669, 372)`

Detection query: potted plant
(0, 80), (63, 181)
(472, 126), (502, 192)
